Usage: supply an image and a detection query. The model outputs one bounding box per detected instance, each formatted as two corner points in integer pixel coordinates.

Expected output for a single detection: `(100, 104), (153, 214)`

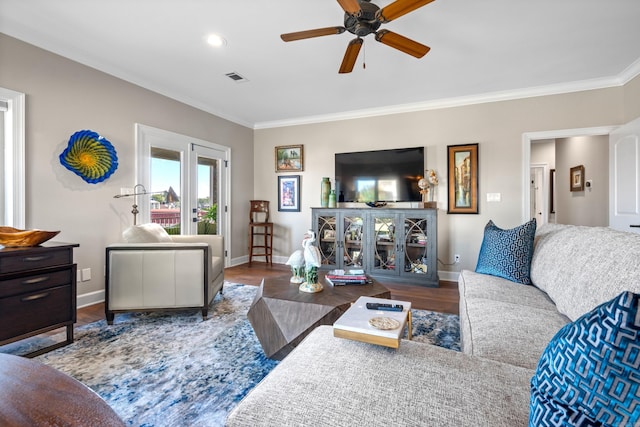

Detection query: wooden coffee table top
(256, 272), (390, 307)
(248, 272), (390, 359)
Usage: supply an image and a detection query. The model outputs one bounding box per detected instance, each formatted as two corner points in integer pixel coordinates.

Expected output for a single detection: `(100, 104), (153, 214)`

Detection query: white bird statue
(299, 230), (323, 293)
(285, 249), (305, 284)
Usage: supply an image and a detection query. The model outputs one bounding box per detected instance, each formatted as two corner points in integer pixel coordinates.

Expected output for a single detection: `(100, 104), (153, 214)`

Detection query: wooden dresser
(0, 242), (79, 357)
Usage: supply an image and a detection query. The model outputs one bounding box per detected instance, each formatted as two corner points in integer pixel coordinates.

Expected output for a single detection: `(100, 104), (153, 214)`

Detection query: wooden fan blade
(375, 29), (430, 58)
(339, 38), (363, 74)
(281, 27), (345, 42)
(378, 0), (435, 23)
(337, 0), (361, 16)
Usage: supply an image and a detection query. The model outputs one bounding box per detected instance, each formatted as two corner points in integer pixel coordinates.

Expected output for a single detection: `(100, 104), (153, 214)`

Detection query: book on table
(325, 269), (369, 285)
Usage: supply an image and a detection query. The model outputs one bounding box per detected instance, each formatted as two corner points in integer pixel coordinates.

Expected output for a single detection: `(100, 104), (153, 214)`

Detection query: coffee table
(333, 296), (412, 349)
(248, 273), (390, 359)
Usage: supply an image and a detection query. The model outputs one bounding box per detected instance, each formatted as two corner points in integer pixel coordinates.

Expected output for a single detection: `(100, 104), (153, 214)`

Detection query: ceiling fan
(280, 0), (435, 74)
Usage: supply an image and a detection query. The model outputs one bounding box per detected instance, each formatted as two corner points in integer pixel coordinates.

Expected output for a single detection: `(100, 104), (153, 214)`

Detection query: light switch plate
(487, 193), (501, 202)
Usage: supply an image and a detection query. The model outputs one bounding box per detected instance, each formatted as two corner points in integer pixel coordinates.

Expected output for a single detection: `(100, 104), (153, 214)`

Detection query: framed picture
(570, 165), (584, 192)
(275, 145), (304, 172)
(278, 175), (301, 212)
(447, 143), (479, 214)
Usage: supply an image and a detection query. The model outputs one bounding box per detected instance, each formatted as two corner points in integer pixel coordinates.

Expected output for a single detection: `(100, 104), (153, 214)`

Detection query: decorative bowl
(0, 227), (60, 247)
(365, 202), (387, 208)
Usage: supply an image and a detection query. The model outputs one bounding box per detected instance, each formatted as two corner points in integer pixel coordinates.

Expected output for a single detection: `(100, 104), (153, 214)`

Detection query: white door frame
(522, 126), (617, 223)
(135, 124), (231, 266)
(0, 87), (25, 229)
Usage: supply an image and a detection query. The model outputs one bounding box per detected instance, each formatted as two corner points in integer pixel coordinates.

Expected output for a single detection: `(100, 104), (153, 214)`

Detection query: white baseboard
(438, 270), (460, 282)
(77, 289), (105, 308)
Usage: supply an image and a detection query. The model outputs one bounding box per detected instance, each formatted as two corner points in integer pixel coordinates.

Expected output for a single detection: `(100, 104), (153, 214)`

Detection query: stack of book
(325, 269), (370, 285)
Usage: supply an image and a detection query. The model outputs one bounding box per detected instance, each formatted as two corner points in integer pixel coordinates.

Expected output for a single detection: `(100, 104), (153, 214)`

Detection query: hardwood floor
(75, 263), (459, 326)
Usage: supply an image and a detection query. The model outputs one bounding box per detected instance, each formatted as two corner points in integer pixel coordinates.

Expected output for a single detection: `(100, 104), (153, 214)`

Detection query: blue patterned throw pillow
(530, 291), (640, 427)
(475, 218), (536, 285)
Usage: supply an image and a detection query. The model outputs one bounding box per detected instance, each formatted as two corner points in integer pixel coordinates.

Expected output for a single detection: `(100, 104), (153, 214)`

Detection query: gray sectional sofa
(226, 223), (640, 426)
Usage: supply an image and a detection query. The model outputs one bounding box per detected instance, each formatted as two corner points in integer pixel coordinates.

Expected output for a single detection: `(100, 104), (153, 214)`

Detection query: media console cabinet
(312, 208), (438, 287)
(0, 242), (79, 357)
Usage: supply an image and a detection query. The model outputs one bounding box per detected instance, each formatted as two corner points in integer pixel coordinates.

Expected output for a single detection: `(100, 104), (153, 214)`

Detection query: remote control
(366, 302), (404, 312)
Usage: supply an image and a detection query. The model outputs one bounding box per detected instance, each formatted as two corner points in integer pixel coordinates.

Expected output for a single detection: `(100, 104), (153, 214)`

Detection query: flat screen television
(335, 147), (424, 202)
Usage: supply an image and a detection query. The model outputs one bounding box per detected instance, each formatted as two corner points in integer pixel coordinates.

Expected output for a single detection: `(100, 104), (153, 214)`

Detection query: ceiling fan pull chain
(363, 40), (366, 69)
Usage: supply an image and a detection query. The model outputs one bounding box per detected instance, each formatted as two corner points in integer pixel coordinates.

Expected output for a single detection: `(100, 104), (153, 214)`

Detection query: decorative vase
(328, 189), (337, 208)
(321, 177), (331, 207)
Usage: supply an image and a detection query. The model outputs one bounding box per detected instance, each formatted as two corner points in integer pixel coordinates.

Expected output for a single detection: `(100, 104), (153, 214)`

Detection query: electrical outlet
(454, 254), (460, 263)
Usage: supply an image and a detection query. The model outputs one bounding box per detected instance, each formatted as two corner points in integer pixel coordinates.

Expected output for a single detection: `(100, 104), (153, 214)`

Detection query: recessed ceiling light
(207, 33), (226, 47)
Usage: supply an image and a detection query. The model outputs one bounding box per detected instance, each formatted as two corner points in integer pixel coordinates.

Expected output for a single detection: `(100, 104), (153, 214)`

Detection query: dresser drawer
(0, 285), (73, 341)
(0, 268), (72, 298)
(0, 248), (72, 274)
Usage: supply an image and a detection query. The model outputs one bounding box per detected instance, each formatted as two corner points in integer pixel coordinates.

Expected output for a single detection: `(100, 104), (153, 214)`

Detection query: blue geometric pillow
(475, 218), (536, 285)
(530, 291), (640, 427)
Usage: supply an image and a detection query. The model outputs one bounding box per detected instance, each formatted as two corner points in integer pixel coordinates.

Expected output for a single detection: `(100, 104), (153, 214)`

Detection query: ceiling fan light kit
(281, 0), (435, 74)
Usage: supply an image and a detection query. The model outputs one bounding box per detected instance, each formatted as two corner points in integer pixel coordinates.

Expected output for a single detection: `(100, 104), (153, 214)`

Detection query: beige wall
(255, 86), (634, 276)
(624, 73), (640, 122)
(531, 140), (555, 168)
(0, 34), (254, 303)
(555, 135), (609, 226)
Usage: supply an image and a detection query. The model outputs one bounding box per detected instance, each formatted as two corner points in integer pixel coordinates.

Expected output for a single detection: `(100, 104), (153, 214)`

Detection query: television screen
(335, 147), (424, 202)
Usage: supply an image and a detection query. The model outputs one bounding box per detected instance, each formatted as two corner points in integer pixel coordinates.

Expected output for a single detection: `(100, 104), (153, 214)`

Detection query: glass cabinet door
(371, 214), (399, 275)
(403, 217), (429, 275)
(316, 214), (338, 267)
(342, 214), (364, 267)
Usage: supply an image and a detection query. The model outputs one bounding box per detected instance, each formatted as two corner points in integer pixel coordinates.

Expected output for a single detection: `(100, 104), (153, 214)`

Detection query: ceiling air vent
(225, 72), (248, 83)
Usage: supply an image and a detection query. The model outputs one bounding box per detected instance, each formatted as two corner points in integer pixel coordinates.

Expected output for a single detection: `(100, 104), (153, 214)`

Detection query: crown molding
(254, 71), (640, 130)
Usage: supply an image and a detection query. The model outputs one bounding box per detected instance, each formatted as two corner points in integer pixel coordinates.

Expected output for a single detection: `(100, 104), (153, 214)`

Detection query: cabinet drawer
(0, 249), (72, 274)
(0, 268), (72, 298)
(0, 285), (73, 340)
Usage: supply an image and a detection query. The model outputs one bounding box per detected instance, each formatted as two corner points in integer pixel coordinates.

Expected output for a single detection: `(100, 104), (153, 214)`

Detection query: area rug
(3, 283), (460, 426)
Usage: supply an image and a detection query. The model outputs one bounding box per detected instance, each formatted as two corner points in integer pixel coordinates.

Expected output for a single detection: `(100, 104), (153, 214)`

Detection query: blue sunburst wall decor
(59, 130), (118, 184)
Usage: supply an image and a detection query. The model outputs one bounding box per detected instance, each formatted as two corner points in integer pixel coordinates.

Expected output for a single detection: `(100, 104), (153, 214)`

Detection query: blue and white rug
(2, 283), (459, 426)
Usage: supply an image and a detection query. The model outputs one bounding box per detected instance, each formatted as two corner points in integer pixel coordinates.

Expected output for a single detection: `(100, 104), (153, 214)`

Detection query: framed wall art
(275, 145), (304, 172)
(278, 175), (301, 212)
(570, 165), (584, 192)
(447, 143), (479, 214)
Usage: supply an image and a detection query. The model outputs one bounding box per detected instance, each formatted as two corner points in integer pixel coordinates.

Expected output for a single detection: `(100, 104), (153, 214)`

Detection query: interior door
(136, 124), (230, 259)
(609, 116), (640, 234)
(190, 144), (226, 236)
(530, 166), (543, 225)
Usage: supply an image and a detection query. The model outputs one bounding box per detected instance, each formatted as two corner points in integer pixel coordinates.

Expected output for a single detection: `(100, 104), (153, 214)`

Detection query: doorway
(522, 126), (615, 225)
(135, 124), (231, 263)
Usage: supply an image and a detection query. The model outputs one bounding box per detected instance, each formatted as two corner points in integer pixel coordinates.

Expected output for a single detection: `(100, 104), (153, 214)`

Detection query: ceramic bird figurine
(285, 249), (305, 284)
(299, 230), (323, 293)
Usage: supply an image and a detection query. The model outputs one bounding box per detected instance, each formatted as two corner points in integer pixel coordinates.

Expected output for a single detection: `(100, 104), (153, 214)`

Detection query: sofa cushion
(122, 223), (173, 243)
(459, 270), (558, 311)
(227, 326), (534, 427)
(531, 223), (640, 320)
(462, 297), (569, 369)
(475, 219), (536, 285)
(530, 291), (640, 426)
